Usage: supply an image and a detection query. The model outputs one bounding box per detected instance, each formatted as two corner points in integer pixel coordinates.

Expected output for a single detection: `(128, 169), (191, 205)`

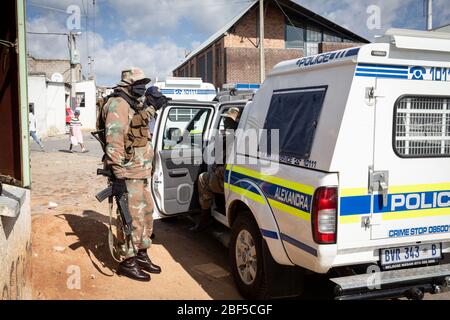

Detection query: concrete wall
(0, 186), (32, 300)
(27, 55), (82, 83)
(46, 82), (66, 136)
(75, 80), (97, 130)
(28, 75), (66, 138)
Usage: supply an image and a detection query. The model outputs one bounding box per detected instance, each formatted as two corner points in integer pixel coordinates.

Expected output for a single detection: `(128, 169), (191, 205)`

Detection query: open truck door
(151, 101), (217, 217)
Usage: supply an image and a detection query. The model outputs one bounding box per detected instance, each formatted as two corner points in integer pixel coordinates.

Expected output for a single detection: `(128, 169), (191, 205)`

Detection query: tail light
(312, 187), (338, 244)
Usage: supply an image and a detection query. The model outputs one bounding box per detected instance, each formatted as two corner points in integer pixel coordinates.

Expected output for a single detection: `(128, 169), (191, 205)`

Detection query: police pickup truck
(150, 29), (450, 300)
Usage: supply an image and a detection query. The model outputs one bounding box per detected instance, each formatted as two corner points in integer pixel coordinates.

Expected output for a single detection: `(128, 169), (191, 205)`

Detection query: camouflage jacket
(101, 88), (156, 180)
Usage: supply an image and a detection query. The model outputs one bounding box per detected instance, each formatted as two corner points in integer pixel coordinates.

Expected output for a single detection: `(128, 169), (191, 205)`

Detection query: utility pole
(426, 0), (433, 30)
(88, 56), (94, 79)
(26, 31), (82, 108)
(69, 32), (75, 110)
(259, 0), (265, 83)
(68, 31), (81, 110)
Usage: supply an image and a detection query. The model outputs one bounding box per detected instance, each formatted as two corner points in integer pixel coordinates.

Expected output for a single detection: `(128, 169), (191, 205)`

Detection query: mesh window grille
(394, 96), (450, 157)
(169, 108), (197, 122)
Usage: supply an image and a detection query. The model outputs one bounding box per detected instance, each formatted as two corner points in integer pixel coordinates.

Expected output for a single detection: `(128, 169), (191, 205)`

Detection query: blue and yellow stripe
(340, 183), (450, 224)
(226, 166), (314, 221)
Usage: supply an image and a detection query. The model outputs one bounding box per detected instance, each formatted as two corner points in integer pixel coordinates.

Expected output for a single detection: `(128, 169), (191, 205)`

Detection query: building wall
(224, 4), (285, 49)
(173, 3), (365, 89)
(27, 76), (47, 136)
(225, 47), (302, 84)
(45, 83), (66, 136)
(0, 186), (32, 300)
(28, 75), (66, 138)
(75, 80), (97, 130)
(319, 42), (360, 53)
(175, 38), (226, 89)
(27, 56), (82, 83)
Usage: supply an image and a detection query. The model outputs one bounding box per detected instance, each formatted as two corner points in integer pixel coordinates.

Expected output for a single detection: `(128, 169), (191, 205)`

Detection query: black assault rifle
(95, 168), (133, 237)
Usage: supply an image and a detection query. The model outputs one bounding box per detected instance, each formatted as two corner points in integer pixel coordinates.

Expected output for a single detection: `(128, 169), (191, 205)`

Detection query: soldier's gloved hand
(112, 179), (127, 197)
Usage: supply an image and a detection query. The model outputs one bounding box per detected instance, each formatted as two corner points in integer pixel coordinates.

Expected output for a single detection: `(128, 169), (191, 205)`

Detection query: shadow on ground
(151, 215), (242, 300)
(58, 209), (241, 299)
(58, 208), (333, 300)
(59, 212), (117, 277)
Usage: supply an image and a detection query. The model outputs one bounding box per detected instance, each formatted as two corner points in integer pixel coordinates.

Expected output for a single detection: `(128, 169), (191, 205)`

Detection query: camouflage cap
(221, 107), (240, 122)
(117, 67), (151, 87)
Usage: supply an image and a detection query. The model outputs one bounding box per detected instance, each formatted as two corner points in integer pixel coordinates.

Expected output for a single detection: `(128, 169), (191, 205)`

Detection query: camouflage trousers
(198, 165), (225, 210)
(117, 179), (154, 259)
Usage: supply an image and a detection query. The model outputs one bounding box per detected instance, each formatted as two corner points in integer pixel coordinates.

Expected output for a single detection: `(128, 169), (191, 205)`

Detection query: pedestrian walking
(69, 109), (87, 153)
(29, 103), (45, 151)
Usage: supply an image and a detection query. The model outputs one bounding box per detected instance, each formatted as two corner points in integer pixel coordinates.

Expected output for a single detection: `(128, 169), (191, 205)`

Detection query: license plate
(380, 243), (442, 270)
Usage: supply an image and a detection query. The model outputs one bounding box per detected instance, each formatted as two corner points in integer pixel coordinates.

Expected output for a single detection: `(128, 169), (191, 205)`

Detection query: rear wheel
(230, 214), (268, 299)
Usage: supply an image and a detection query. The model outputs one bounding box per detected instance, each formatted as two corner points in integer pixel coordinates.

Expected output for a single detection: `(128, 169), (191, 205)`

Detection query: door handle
(379, 181), (388, 208)
(369, 168), (389, 209)
(168, 169), (189, 178)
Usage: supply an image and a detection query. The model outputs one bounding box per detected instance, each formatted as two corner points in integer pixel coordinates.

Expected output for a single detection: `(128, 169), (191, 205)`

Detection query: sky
(26, 0), (450, 86)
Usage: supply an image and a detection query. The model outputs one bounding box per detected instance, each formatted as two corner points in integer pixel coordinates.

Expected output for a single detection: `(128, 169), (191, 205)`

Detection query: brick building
(173, 0), (368, 89)
(27, 54), (82, 83)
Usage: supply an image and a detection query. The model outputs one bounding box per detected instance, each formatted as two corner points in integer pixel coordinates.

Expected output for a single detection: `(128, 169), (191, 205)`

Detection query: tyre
(230, 214), (268, 300)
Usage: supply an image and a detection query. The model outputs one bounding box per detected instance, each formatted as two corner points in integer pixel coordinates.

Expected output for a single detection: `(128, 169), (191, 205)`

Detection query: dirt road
(31, 134), (241, 300)
(30, 134), (450, 300)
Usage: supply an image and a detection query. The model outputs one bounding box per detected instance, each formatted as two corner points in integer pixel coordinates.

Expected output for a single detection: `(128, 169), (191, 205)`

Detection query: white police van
(150, 29), (450, 300)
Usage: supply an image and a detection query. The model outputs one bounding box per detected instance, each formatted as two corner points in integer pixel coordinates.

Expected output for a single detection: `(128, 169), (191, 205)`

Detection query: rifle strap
(108, 196), (122, 263)
(107, 194), (139, 262)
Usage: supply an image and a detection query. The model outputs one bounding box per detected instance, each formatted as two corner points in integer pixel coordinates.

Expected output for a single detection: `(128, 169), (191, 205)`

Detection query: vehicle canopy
(242, 28), (450, 249)
(155, 77), (217, 102)
(249, 28), (450, 173)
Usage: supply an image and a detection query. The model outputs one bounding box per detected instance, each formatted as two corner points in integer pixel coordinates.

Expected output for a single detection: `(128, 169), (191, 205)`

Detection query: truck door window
(394, 96), (450, 158)
(263, 86), (327, 162)
(163, 107), (211, 150)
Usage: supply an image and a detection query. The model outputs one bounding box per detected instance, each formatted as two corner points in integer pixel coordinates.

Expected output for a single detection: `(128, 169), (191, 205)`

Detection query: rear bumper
(331, 263), (450, 300)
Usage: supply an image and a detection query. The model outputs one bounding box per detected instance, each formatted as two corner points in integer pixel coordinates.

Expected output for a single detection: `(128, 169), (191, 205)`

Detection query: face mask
(131, 84), (147, 98)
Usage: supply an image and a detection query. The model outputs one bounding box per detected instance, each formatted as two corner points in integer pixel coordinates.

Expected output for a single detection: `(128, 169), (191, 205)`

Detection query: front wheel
(230, 214), (268, 299)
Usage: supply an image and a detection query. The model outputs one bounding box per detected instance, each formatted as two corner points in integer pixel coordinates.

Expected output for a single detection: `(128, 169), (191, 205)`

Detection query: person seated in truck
(190, 107), (241, 233)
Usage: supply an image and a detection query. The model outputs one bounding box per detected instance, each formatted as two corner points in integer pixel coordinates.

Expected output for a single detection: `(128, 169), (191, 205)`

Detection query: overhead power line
(27, 31), (69, 36)
(28, 2), (86, 16)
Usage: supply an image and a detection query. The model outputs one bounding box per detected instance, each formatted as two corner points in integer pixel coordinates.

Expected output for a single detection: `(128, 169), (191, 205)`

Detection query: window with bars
(394, 96), (450, 158)
(168, 108), (197, 122)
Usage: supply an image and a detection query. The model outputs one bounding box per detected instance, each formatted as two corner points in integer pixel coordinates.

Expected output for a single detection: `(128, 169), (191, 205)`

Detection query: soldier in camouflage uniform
(101, 67), (161, 282)
(191, 107), (241, 232)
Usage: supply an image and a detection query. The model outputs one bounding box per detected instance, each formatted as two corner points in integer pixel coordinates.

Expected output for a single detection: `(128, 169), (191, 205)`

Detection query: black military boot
(136, 250), (162, 274)
(117, 257), (151, 282)
(189, 209), (213, 233)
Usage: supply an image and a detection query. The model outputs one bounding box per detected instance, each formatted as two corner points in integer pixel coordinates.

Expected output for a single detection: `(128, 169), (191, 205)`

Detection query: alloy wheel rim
(235, 229), (257, 285)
